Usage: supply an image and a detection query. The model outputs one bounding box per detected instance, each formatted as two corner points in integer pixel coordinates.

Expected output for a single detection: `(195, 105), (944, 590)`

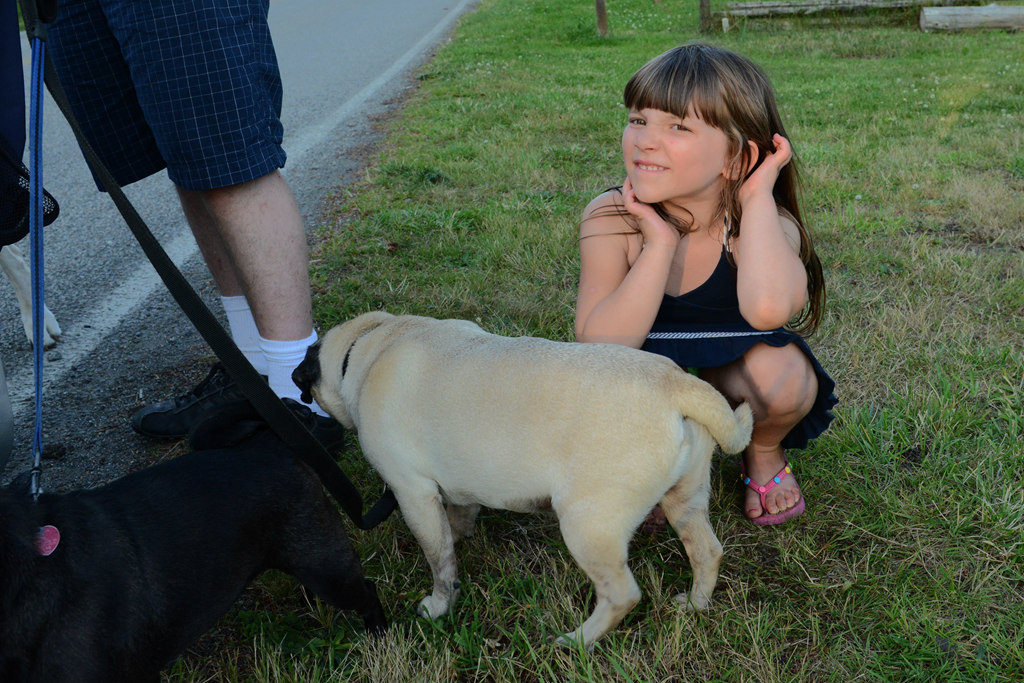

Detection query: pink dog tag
(36, 525), (60, 556)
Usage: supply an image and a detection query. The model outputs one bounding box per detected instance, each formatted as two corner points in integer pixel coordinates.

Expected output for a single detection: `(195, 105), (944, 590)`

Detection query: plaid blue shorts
(48, 0), (285, 190)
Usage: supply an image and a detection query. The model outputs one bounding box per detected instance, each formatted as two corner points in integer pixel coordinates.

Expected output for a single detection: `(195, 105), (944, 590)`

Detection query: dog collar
(341, 328), (375, 378)
(36, 525), (60, 556)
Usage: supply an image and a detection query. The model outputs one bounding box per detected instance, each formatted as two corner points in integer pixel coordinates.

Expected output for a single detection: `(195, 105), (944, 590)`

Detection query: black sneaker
(280, 398), (348, 453)
(132, 362), (253, 439)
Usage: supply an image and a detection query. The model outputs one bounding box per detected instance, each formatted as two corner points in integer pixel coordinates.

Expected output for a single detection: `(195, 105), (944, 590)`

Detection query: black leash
(18, 0), (396, 530)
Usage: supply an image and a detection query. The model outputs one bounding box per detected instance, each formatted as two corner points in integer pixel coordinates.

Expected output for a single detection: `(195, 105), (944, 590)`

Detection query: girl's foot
(741, 448), (804, 524)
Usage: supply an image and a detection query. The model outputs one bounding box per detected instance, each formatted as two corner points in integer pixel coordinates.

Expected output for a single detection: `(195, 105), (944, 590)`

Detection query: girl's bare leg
(701, 343), (817, 519)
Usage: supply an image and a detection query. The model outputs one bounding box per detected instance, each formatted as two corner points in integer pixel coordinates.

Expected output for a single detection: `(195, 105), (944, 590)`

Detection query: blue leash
(28, 32), (47, 500)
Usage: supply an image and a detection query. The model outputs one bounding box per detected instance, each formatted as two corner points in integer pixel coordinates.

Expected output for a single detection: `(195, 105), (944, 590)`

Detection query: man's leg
(1, 0), (25, 163)
(177, 171), (311, 382)
(179, 171), (324, 407)
(132, 171), (335, 438)
(179, 170), (312, 341)
(176, 184), (266, 375)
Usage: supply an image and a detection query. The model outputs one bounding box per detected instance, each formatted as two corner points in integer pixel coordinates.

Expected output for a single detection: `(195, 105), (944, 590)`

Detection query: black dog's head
(291, 341), (322, 405)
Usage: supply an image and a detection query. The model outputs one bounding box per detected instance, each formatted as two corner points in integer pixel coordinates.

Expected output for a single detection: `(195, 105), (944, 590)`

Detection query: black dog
(0, 408), (385, 683)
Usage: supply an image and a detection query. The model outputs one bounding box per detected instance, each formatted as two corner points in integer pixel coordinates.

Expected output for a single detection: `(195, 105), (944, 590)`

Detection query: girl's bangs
(623, 51), (725, 127)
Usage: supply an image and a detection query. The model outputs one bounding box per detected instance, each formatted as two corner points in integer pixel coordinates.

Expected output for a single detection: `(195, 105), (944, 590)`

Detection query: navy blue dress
(640, 248), (837, 450)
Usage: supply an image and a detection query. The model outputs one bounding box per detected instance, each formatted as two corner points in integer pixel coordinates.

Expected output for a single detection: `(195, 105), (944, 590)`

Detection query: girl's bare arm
(574, 186), (676, 348)
(733, 135), (808, 329)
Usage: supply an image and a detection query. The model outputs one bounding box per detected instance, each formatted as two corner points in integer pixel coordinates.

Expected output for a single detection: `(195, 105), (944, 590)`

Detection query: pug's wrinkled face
(292, 341), (322, 406)
(293, 312), (395, 430)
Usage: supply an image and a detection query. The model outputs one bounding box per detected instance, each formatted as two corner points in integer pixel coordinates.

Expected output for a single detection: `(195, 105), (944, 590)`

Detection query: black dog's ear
(291, 341), (322, 405)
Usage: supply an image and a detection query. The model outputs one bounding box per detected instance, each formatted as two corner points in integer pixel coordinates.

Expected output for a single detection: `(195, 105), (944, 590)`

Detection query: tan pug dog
(293, 311), (752, 648)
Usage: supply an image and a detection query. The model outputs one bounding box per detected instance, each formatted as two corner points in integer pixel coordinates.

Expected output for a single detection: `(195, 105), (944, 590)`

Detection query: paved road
(1, 0), (476, 489)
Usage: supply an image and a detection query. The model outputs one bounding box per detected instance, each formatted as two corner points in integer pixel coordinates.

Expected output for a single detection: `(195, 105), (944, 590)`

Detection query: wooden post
(595, 0), (609, 36)
(700, 0), (715, 32)
(920, 4), (1024, 31)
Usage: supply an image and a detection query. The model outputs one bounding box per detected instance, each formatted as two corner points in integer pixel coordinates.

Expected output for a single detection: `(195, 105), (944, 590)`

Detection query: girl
(575, 43), (836, 526)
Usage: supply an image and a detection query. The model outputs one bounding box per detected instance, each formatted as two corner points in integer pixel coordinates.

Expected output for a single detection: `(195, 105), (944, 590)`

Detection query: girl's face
(621, 107), (732, 211)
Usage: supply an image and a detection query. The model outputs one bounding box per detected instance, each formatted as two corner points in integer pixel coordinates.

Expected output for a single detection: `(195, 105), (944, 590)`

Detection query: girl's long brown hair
(613, 43), (825, 335)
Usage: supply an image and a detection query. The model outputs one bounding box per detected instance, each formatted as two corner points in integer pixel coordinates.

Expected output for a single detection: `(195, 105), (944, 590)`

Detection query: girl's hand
(738, 134), (792, 206)
(622, 177), (679, 251)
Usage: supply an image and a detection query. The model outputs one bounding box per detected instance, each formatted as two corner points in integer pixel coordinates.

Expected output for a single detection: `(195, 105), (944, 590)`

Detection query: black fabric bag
(0, 137), (59, 247)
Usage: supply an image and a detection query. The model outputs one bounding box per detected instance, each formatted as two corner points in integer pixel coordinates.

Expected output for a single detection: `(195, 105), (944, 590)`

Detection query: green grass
(166, 1), (1023, 680)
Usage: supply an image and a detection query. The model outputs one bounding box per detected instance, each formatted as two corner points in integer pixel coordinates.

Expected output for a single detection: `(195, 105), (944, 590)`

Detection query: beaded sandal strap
(740, 460), (794, 506)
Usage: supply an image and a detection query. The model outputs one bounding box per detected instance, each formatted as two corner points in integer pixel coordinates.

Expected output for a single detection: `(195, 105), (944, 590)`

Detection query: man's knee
(183, 171), (282, 216)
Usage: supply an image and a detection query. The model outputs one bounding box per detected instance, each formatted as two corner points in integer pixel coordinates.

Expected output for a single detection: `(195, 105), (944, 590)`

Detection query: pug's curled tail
(673, 373), (754, 455)
(715, 402), (753, 454)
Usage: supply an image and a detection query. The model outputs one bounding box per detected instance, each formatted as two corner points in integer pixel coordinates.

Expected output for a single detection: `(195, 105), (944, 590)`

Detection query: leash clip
(30, 464), (43, 500)
(28, 19), (48, 41)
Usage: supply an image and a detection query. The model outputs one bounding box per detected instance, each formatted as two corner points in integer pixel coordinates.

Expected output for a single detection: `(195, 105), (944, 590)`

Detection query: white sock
(221, 296), (268, 375)
(259, 330), (329, 416)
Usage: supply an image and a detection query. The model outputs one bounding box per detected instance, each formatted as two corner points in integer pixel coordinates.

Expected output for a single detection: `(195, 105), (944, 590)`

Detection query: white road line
(7, 231), (198, 416)
(8, 1), (473, 417)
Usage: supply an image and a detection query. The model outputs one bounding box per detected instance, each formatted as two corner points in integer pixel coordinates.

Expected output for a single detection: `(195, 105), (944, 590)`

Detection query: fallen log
(920, 4), (1024, 30)
(721, 0), (926, 17)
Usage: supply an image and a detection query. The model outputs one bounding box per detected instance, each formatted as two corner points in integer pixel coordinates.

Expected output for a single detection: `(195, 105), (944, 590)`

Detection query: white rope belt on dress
(646, 330), (767, 340)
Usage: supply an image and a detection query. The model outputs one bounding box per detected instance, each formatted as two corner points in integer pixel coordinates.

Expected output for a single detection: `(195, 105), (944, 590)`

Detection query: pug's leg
(395, 484), (461, 619)
(446, 503), (480, 541)
(554, 503), (641, 648)
(659, 468), (722, 610)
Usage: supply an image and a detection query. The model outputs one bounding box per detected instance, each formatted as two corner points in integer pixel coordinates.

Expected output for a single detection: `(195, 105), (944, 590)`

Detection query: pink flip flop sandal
(740, 458), (806, 525)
